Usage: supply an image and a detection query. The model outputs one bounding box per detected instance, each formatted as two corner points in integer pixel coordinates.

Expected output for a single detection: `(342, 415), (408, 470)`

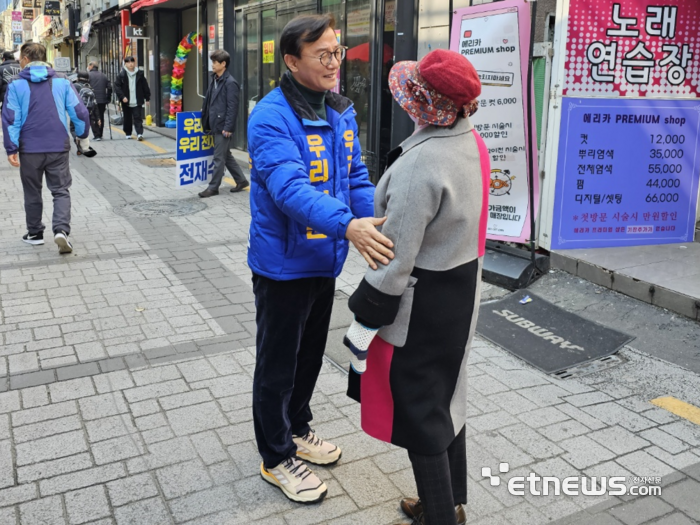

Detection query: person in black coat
(113, 56), (151, 140)
(0, 51), (21, 115)
(198, 49), (249, 198)
(87, 62), (112, 141)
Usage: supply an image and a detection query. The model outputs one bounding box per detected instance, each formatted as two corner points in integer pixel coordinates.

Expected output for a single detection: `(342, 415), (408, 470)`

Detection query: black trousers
(94, 103), (106, 138)
(408, 426), (467, 525)
(252, 273), (335, 469)
(122, 104), (143, 136)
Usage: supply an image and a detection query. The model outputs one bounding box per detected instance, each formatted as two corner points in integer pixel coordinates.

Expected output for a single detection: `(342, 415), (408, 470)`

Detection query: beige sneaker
(260, 457), (328, 504)
(293, 430), (342, 465)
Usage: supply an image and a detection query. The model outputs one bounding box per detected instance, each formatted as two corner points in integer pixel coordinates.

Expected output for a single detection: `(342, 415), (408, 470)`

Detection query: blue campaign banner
(175, 112), (215, 188)
(551, 98), (700, 249)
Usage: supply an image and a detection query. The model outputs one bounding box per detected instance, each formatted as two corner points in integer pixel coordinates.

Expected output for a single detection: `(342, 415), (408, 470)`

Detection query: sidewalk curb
(147, 125), (250, 168)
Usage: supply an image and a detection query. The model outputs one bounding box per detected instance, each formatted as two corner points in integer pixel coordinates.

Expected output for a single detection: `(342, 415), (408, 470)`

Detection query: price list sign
(551, 98), (700, 249)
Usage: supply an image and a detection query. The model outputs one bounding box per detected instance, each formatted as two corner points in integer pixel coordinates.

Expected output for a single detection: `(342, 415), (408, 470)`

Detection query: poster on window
(262, 41), (275, 64)
(563, 0), (699, 98)
(450, 0), (538, 243)
(551, 98), (700, 248)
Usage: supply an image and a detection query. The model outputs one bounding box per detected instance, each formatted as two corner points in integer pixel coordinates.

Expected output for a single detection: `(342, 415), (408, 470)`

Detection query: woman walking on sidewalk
(345, 49), (489, 525)
(114, 56), (150, 141)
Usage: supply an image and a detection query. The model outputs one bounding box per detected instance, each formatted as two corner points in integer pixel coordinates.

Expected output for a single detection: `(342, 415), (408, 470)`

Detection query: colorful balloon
(164, 32), (202, 128)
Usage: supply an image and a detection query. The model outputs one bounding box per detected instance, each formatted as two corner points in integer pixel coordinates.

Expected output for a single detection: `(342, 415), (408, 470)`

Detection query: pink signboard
(450, 0), (539, 244)
(12, 11), (22, 21)
(562, 0), (700, 98)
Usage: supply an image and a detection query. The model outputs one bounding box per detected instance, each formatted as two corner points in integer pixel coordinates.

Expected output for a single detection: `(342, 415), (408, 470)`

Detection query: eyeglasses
(304, 46), (347, 67)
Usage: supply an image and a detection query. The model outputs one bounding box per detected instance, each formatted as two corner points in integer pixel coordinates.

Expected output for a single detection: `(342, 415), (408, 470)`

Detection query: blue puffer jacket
(2, 62), (90, 155)
(247, 72), (375, 280)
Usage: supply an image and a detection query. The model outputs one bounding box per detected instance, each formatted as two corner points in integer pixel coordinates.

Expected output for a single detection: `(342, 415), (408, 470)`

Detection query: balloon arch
(164, 31), (203, 128)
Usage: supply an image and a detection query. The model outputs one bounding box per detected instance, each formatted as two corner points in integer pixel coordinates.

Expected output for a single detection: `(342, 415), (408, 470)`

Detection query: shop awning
(131, 0), (170, 13)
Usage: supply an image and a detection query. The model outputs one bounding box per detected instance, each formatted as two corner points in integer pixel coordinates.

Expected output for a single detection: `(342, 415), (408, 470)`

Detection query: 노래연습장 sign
(551, 98), (700, 249)
(563, 0), (700, 98)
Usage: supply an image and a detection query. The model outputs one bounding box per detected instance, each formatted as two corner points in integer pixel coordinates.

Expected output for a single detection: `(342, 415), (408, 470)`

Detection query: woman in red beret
(344, 49), (490, 525)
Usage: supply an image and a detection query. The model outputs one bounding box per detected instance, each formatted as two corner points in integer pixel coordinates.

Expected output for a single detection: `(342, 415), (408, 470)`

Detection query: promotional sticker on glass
(551, 98), (700, 249)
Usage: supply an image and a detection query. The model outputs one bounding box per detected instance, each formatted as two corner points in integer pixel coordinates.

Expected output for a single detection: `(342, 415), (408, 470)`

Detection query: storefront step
(551, 244), (700, 322)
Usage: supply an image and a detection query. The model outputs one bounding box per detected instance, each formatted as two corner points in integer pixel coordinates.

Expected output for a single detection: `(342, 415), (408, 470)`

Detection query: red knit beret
(419, 49), (481, 109)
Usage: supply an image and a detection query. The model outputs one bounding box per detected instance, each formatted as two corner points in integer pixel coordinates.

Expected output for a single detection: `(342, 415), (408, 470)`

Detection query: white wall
(417, 0), (494, 59)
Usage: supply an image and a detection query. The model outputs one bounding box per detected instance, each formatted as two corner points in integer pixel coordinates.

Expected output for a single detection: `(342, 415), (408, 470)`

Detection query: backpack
(2, 65), (20, 85)
(76, 82), (97, 110)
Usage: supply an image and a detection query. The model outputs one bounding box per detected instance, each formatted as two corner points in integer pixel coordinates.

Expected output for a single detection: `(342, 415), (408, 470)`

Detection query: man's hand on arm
(7, 154), (19, 167)
(345, 217), (394, 270)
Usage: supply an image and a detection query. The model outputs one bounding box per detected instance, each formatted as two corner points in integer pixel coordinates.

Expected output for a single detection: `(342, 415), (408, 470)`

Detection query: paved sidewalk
(0, 130), (699, 524)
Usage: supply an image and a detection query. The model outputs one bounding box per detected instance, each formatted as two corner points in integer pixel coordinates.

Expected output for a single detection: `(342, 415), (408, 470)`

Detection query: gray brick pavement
(1, 135), (700, 524)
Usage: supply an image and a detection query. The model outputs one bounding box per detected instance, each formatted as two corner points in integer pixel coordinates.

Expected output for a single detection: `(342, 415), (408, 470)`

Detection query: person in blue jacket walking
(248, 13), (394, 504)
(2, 42), (91, 254)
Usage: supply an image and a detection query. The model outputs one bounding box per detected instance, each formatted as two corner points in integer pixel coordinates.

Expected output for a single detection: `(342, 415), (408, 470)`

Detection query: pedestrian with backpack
(2, 43), (91, 254)
(71, 71), (98, 158)
(0, 50), (20, 115)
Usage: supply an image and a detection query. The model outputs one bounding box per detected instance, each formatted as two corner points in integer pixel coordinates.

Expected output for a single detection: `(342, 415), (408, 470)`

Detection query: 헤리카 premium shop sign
(563, 0), (699, 98)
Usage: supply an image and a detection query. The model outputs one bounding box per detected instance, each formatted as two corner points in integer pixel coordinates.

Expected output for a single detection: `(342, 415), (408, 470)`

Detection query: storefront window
(245, 12), (259, 122)
(233, 10), (246, 150)
(341, 0), (372, 152)
(261, 9), (276, 98)
(378, 0), (395, 173)
(158, 11), (179, 126)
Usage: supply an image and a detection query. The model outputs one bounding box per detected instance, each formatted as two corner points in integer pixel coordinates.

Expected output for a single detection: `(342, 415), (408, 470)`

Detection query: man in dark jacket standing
(0, 51), (21, 114)
(2, 43), (91, 254)
(198, 49), (248, 198)
(113, 56), (150, 140)
(87, 61), (111, 141)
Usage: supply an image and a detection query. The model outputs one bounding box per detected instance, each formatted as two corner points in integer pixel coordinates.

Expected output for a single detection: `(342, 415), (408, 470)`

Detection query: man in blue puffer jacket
(247, 14), (394, 504)
(2, 42), (91, 254)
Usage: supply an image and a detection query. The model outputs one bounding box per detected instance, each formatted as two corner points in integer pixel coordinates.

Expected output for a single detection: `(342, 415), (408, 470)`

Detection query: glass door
(246, 11), (260, 120)
(261, 9), (277, 98)
(237, 2), (336, 151)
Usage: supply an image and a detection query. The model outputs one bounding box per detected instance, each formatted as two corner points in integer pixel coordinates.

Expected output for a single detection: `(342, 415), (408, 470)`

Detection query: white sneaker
(293, 430), (342, 465)
(54, 231), (73, 254)
(126, 135), (132, 140)
(260, 458), (327, 504)
(137, 135), (143, 141)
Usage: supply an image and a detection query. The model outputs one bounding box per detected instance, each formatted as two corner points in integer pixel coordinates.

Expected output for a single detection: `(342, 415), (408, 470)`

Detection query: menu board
(551, 98), (700, 249)
(450, 0), (538, 243)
